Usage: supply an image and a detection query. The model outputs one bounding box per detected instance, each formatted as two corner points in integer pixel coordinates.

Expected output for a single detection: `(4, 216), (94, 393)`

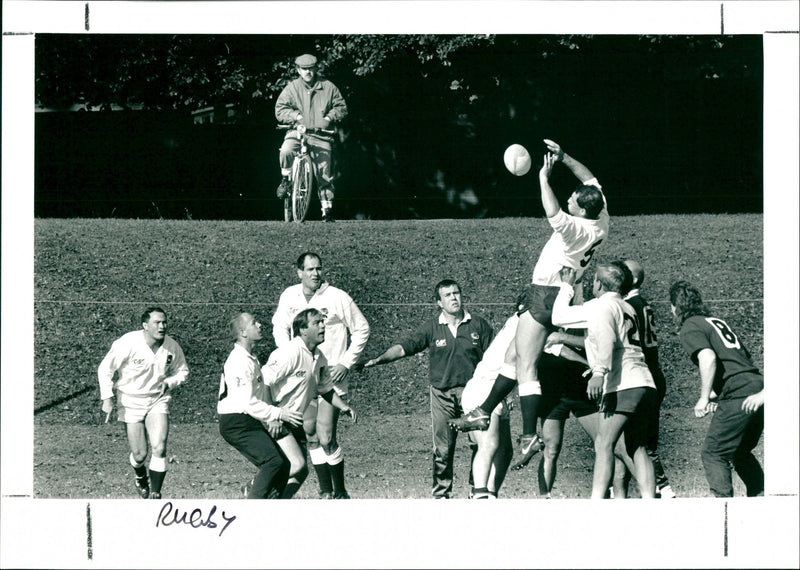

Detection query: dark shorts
(516, 284), (561, 327)
(543, 395), (599, 421)
(601, 387), (658, 450)
(538, 352), (589, 399)
(277, 423), (307, 446)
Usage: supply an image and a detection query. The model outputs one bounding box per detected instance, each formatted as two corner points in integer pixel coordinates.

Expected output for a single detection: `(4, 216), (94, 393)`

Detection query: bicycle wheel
(292, 156), (313, 223)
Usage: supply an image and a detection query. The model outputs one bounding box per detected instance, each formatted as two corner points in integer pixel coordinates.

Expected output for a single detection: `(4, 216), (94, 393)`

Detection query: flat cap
(295, 54), (318, 68)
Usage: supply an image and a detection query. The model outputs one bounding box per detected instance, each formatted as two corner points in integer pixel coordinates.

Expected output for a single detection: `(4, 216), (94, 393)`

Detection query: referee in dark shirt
(364, 279), (494, 498)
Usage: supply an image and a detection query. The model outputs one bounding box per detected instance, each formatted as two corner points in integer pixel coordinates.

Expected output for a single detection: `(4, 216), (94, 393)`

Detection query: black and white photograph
(2, 1), (798, 568)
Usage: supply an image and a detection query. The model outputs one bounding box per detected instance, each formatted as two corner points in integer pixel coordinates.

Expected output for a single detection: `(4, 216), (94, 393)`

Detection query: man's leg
(125, 421), (150, 498)
(468, 425), (497, 499)
(538, 418), (565, 497)
(218, 414), (289, 499)
(277, 138), (299, 198)
(701, 398), (757, 498)
(144, 412), (169, 499)
(430, 386), (459, 498)
(310, 138), (335, 219)
(647, 390), (675, 497)
(515, 311), (549, 436)
(305, 402), (333, 498)
(489, 415), (513, 496)
(591, 412), (629, 499)
(275, 434), (309, 499)
(733, 406), (764, 497)
(318, 399), (348, 498)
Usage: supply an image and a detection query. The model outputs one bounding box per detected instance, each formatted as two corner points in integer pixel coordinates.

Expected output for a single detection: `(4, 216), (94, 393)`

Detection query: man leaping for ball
(450, 139), (609, 471)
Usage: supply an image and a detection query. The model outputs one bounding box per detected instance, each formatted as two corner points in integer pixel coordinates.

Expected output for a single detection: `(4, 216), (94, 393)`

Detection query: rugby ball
(503, 144), (532, 176)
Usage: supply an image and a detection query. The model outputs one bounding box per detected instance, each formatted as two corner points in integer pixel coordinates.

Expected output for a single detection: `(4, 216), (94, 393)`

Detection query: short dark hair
(595, 262), (632, 295)
(296, 251), (321, 270)
(574, 185), (604, 220)
(292, 308), (322, 337)
(434, 279), (461, 301)
(141, 307), (166, 325)
(669, 280), (710, 323)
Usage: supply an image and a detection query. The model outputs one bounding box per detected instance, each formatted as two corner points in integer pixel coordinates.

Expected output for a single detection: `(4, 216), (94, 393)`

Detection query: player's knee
(291, 461), (309, 481)
(150, 441), (167, 458)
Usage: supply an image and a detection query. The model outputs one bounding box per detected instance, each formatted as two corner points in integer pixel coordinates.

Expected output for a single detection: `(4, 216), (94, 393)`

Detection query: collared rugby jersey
(98, 330), (188, 401)
(552, 286), (655, 394)
(261, 336), (334, 414)
(532, 178), (608, 286)
(272, 282), (369, 369)
(217, 343), (282, 422)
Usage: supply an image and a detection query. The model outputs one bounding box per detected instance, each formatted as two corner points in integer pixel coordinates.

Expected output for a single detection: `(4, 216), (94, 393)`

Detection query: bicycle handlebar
(276, 124), (335, 136)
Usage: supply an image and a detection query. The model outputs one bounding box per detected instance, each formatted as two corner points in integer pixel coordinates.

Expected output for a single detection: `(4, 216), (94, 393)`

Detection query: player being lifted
(450, 139), (609, 470)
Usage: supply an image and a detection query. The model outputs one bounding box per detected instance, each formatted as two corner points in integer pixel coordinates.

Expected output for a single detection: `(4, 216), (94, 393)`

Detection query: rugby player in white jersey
(451, 140), (609, 471)
(98, 307), (189, 499)
(218, 313), (303, 499)
(551, 262), (657, 498)
(262, 308), (357, 498)
(272, 252), (369, 498)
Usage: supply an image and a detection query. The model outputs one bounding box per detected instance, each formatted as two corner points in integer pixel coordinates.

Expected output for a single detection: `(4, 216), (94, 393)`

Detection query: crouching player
(263, 308), (357, 499)
(218, 313), (302, 499)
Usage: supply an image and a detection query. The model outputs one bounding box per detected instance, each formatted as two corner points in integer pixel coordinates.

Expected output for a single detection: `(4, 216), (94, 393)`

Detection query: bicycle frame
(277, 124), (333, 223)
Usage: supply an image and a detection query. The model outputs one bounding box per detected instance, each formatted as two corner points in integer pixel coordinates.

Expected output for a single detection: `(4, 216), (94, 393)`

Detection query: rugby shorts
(516, 283), (561, 327)
(542, 394), (598, 421)
(600, 386), (658, 449)
(116, 390), (170, 423)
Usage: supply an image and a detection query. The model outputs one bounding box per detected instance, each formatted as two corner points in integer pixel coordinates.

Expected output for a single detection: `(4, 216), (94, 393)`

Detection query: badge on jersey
(436, 339), (447, 347)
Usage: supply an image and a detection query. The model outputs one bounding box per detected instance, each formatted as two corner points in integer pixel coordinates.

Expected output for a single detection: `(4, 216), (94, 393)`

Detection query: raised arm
(544, 139), (596, 184)
(538, 152), (562, 218)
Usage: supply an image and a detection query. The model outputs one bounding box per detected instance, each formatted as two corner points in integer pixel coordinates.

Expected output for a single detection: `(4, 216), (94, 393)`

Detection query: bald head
(624, 259), (644, 288)
(229, 312), (254, 338)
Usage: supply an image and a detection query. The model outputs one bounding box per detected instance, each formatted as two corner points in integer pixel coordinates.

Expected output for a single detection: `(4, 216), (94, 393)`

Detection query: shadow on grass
(34, 385), (94, 415)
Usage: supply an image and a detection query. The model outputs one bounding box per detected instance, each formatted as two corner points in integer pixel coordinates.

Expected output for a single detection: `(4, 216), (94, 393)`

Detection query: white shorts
(117, 391), (170, 423)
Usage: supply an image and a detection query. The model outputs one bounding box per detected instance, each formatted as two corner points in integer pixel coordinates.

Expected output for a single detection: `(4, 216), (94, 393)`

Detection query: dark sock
(313, 462), (333, 495)
(480, 374), (517, 414)
(520, 394), (542, 435)
(330, 460), (346, 495)
(149, 470), (166, 494)
(133, 463), (148, 479)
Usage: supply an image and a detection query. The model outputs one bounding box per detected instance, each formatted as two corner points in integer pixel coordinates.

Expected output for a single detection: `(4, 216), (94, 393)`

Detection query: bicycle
(277, 124), (334, 223)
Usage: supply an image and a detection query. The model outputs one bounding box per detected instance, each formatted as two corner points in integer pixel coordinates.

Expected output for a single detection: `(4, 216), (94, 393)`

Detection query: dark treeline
(35, 35), (762, 220)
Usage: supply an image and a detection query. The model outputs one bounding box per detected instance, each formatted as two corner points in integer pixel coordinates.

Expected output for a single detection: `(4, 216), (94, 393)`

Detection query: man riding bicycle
(275, 54), (348, 222)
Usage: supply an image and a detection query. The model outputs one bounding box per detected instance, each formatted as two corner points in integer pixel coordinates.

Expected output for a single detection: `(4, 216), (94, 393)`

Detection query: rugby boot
(448, 408), (490, 432)
(134, 475), (150, 499)
(510, 433), (545, 471)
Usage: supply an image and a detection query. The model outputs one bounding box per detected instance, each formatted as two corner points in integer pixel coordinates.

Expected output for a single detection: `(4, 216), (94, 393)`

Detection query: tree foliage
(35, 34), (762, 219)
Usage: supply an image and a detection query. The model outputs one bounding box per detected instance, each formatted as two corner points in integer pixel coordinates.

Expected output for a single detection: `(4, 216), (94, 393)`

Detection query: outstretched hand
(540, 152), (557, 179)
(543, 139), (564, 161)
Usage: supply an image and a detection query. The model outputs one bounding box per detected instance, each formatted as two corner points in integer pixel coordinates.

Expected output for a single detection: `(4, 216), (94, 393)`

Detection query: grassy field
(33, 214), (764, 499)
